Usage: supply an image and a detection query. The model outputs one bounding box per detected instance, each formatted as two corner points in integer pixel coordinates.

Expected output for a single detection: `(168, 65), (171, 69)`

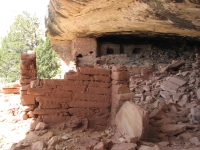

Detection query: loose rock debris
(1, 52), (200, 150)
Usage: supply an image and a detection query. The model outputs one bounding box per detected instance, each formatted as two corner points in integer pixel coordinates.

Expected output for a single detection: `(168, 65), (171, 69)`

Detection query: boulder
(115, 101), (149, 140)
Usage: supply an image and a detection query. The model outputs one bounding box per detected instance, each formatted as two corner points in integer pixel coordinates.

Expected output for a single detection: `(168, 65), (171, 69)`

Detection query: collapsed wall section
(25, 66), (111, 130)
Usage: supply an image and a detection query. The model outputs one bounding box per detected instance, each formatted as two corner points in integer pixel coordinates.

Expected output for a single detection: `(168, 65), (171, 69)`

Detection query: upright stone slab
(115, 101), (149, 140)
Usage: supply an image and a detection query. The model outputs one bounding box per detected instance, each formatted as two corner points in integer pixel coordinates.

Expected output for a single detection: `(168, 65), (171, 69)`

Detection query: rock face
(47, 0), (200, 42)
(115, 101), (149, 140)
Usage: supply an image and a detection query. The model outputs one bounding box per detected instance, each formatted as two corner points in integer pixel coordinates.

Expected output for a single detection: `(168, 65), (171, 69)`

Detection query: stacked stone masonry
(27, 67), (111, 130)
(111, 65), (134, 125)
(20, 53), (37, 108)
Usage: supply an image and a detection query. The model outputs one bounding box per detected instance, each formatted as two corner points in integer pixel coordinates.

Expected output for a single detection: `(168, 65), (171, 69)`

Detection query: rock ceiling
(46, 0), (200, 42)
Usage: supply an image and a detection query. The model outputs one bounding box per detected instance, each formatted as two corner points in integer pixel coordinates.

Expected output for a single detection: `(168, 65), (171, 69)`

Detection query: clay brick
(36, 96), (72, 103)
(69, 101), (110, 108)
(33, 108), (68, 115)
(79, 67), (110, 76)
(111, 71), (129, 81)
(94, 75), (111, 83)
(88, 87), (110, 95)
(53, 91), (72, 98)
(39, 102), (61, 109)
(112, 85), (130, 94)
(21, 94), (35, 106)
(112, 65), (127, 72)
(89, 81), (111, 88)
(3, 88), (20, 94)
(64, 74), (91, 81)
(73, 93), (110, 102)
(112, 93), (134, 101)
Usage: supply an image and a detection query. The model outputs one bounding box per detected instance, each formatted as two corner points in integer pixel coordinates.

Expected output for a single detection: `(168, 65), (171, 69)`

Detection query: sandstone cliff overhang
(46, 0), (200, 42)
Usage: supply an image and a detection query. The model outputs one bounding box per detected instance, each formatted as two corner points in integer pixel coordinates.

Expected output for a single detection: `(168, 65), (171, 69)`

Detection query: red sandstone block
(36, 96), (72, 103)
(65, 80), (86, 86)
(94, 75), (111, 83)
(33, 108), (68, 115)
(20, 90), (27, 95)
(112, 80), (129, 85)
(89, 81), (111, 88)
(69, 101), (110, 108)
(79, 67), (110, 76)
(20, 69), (29, 76)
(71, 38), (97, 57)
(21, 94), (35, 106)
(88, 116), (109, 126)
(112, 65), (127, 72)
(27, 88), (47, 95)
(97, 108), (110, 115)
(112, 85), (130, 94)
(20, 84), (30, 91)
(39, 102), (61, 109)
(73, 93), (110, 102)
(53, 91), (72, 98)
(62, 103), (69, 108)
(88, 87), (110, 95)
(43, 79), (66, 86)
(64, 74), (91, 81)
(111, 71), (129, 81)
(64, 85), (87, 92)
(41, 115), (69, 124)
(20, 78), (36, 84)
(68, 108), (94, 115)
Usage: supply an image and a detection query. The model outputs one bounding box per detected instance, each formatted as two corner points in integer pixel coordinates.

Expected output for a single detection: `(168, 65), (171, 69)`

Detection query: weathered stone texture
(29, 67), (111, 130)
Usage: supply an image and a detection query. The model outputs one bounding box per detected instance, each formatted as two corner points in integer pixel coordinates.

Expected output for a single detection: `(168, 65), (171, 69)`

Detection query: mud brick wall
(28, 67), (111, 130)
(20, 53), (37, 108)
(111, 65), (134, 126)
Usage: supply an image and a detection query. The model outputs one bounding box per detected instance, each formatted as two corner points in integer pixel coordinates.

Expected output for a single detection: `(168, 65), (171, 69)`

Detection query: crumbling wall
(27, 67), (111, 130)
(20, 53), (37, 107)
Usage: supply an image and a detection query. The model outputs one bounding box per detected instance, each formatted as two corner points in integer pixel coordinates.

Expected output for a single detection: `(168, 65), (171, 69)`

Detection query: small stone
(41, 131), (54, 139)
(197, 88), (200, 99)
(190, 137), (200, 146)
(21, 112), (28, 120)
(111, 143), (137, 150)
(93, 142), (104, 150)
(160, 91), (171, 100)
(160, 124), (186, 136)
(31, 141), (46, 150)
(47, 136), (59, 148)
(35, 122), (48, 130)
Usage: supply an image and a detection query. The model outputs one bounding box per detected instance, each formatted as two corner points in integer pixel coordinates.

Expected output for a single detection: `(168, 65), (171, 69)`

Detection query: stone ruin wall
(19, 37), (200, 132)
